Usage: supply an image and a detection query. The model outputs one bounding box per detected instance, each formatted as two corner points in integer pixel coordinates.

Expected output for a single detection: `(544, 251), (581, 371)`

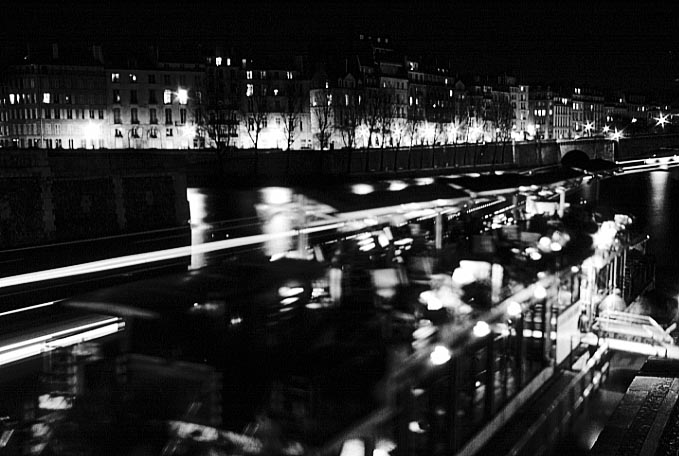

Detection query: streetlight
(611, 127), (623, 142)
(583, 121), (594, 137)
(177, 88), (188, 105)
(654, 113), (669, 129)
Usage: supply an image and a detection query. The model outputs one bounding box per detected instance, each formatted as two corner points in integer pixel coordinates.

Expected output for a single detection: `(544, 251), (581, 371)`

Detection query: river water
(573, 168), (679, 306)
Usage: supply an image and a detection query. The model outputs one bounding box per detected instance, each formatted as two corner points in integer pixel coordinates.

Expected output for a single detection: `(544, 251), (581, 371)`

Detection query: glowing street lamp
(655, 113), (669, 129)
(177, 88), (188, 105)
(611, 127), (623, 142)
(583, 121), (594, 136)
(602, 125), (610, 134)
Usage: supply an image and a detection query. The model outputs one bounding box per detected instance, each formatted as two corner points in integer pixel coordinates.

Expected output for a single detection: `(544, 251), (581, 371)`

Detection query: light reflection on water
(571, 169), (679, 296)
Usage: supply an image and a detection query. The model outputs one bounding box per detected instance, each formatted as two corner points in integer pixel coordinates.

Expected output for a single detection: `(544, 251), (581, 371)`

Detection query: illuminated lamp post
(583, 121), (594, 137)
(654, 113), (669, 130)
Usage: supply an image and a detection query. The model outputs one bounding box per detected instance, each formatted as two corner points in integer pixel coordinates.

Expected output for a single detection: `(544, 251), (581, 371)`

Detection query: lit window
(246, 71), (253, 80)
(129, 73), (137, 83)
(42, 93), (50, 104)
(260, 71), (266, 79)
(215, 57), (222, 67)
(449, 89), (453, 97)
(164, 89), (172, 104)
(9, 94), (15, 104)
(345, 94), (349, 106)
(226, 58), (231, 66)
(177, 88), (188, 105)
(246, 84), (253, 97)
(111, 73), (120, 83)
(273, 89), (279, 96)
(286, 71), (293, 79)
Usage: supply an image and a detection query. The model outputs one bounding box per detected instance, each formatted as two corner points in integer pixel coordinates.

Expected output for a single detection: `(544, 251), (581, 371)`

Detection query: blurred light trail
(0, 222), (346, 289)
(0, 300), (59, 317)
(0, 317), (123, 367)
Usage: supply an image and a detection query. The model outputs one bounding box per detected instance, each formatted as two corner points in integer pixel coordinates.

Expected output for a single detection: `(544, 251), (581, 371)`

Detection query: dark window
(148, 90), (157, 104)
(180, 108), (186, 124)
(113, 108), (121, 124)
(131, 108), (138, 124)
(149, 108), (157, 124)
(115, 128), (123, 137)
(130, 90), (138, 104)
(165, 108), (172, 125)
(163, 74), (171, 85)
(98, 109), (104, 119)
(148, 74), (156, 84)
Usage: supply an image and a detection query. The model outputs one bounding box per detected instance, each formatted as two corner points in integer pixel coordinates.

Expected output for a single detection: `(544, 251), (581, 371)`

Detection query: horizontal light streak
(0, 300), (58, 318)
(0, 223), (346, 290)
(0, 319), (123, 367)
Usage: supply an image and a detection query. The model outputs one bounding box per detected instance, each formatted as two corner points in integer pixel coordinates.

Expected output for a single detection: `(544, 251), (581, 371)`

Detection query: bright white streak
(0, 222), (345, 289)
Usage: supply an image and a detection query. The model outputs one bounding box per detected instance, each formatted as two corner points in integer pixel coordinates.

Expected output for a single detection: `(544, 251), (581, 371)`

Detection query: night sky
(2, 0), (678, 94)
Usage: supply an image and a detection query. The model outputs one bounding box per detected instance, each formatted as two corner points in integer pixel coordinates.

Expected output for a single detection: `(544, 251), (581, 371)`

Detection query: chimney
(51, 43), (59, 60)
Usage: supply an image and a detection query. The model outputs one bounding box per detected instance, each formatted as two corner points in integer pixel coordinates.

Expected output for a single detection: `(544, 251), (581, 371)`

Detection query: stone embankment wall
(0, 150), (188, 249)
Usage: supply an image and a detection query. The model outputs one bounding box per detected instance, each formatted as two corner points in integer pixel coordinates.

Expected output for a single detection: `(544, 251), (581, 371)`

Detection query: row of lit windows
(244, 70), (293, 80)
(5, 77), (104, 91)
(113, 127), (172, 138)
(8, 138), (108, 149)
(5, 92), (105, 106)
(114, 127), (177, 138)
(0, 108), (105, 121)
(111, 72), (194, 86)
(111, 88), (189, 105)
(112, 107), (187, 125)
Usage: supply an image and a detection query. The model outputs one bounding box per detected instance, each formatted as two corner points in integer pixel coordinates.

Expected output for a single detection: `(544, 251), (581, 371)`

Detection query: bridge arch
(561, 149), (590, 168)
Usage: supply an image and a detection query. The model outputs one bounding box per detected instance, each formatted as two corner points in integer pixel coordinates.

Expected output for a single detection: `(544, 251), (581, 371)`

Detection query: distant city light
(473, 321), (491, 338)
(533, 285), (547, 300)
(583, 121), (594, 134)
(507, 301), (522, 317)
(351, 183), (374, 195)
(177, 88), (188, 105)
(611, 128), (623, 141)
(388, 180), (408, 191)
(83, 122), (99, 139)
(430, 345), (452, 365)
(655, 113), (669, 128)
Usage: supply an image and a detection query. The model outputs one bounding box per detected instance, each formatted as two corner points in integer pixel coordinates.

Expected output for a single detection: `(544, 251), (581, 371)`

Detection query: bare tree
(490, 95), (514, 166)
(336, 93), (362, 149)
(242, 88), (269, 150)
(282, 81), (304, 151)
(391, 118), (407, 148)
(312, 87), (333, 150)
